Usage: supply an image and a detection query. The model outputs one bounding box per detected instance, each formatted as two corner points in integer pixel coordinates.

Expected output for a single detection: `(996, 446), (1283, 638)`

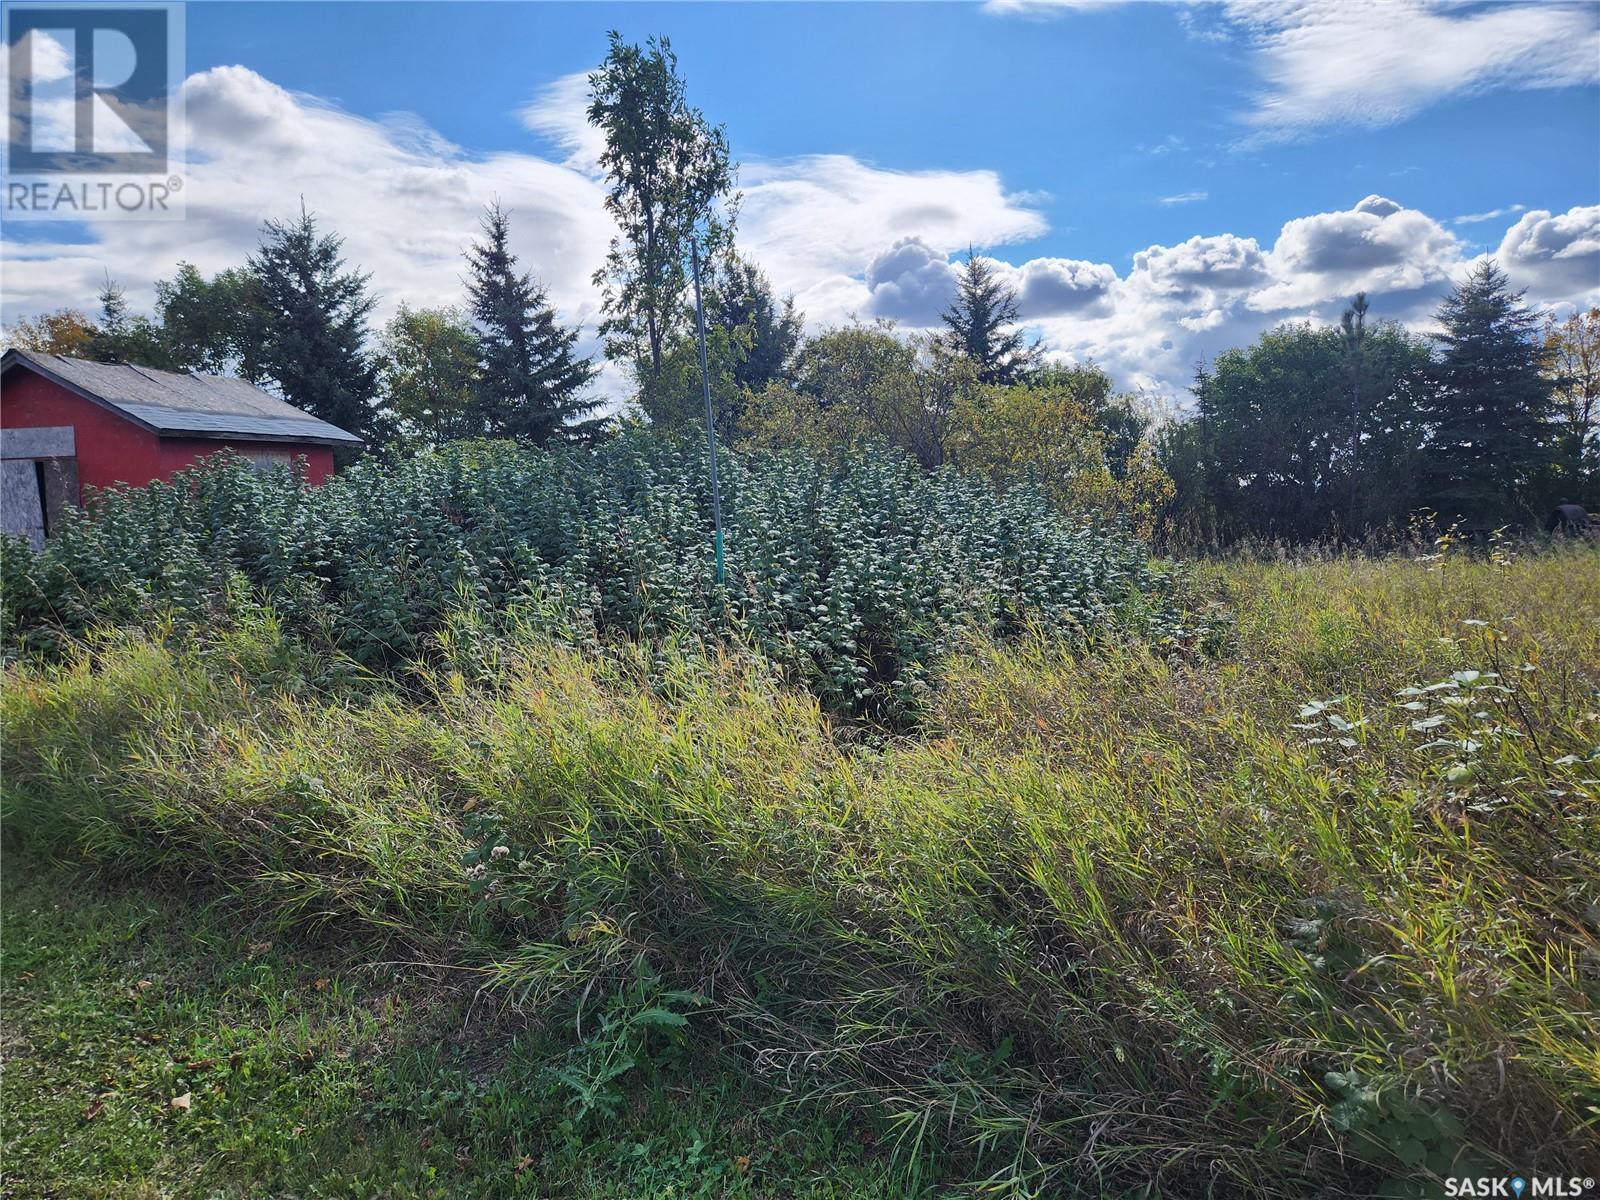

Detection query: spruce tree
(1422, 260), (1555, 523)
(249, 205), (385, 446)
(86, 274), (170, 368)
(465, 203), (599, 445)
(940, 250), (1036, 385)
(712, 252), (802, 394)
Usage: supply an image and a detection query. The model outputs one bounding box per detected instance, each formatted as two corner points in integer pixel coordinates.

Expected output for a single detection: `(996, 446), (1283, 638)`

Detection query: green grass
(0, 856), (912, 1199)
(3, 546), (1598, 1197)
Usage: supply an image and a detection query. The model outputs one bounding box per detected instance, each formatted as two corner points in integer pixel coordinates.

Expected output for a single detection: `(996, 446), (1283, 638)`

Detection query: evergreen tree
(86, 275), (170, 368)
(711, 253), (802, 394)
(641, 251), (802, 437)
(249, 205), (385, 447)
(1421, 260), (1555, 523)
(465, 202), (598, 445)
(939, 251), (1037, 385)
(94, 275), (128, 350)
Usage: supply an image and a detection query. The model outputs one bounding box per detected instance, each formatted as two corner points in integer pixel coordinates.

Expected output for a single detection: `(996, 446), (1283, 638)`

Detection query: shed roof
(1, 348), (364, 447)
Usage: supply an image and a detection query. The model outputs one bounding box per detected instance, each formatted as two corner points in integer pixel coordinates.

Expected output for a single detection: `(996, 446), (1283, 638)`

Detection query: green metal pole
(691, 241), (726, 584)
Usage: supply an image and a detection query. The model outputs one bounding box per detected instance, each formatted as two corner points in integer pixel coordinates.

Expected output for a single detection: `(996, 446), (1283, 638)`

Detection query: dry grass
(4, 547), (1598, 1196)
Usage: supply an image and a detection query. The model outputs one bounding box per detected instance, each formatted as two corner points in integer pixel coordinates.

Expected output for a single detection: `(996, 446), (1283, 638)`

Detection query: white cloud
(1007, 257), (1117, 316)
(1247, 194), (1459, 310)
(862, 238), (959, 324)
(1133, 232), (1270, 297)
(1137, 134), (1188, 156)
(0, 67), (1049, 411)
(986, 0), (1600, 140)
(967, 196), (1595, 404)
(737, 154), (1047, 324)
(1494, 206), (1600, 302)
(981, 0), (1128, 15)
(3, 67), (1595, 419)
(1453, 204), (1527, 226)
(1159, 191), (1208, 206)
(7, 30), (77, 152)
(1228, 0), (1599, 138)
(518, 70), (605, 174)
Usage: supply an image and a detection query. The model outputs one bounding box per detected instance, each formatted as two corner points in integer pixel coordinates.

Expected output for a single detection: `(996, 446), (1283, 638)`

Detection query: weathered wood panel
(1, 459), (46, 547)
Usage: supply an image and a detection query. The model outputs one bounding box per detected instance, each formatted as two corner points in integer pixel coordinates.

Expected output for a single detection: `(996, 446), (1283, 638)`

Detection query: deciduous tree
(588, 32), (737, 403)
(1543, 306), (1600, 504)
(376, 305), (484, 447)
(156, 263), (270, 382)
(1, 309), (98, 357)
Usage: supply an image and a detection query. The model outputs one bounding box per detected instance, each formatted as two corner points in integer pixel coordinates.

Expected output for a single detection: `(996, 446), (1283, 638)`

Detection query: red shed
(1, 348), (362, 545)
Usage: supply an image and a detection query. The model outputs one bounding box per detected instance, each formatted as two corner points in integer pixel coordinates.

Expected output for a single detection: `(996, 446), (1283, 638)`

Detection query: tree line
(1161, 273), (1599, 541)
(6, 200), (600, 456)
(5, 30), (1596, 541)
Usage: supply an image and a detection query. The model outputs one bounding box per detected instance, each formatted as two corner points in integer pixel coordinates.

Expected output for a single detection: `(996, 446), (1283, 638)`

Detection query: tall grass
(3, 550), (1597, 1194)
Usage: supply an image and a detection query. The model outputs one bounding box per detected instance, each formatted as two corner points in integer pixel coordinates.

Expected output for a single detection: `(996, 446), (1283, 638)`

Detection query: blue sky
(184, 1), (1598, 267)
(5, 0), (1599, 404)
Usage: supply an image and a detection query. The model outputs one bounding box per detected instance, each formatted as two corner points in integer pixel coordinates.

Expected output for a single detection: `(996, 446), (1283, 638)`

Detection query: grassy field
(3, 546), (1599, 1197)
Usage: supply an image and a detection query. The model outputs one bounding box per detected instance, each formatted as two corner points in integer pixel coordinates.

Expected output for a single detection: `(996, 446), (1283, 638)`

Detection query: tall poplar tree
(587, 31), (737, 404)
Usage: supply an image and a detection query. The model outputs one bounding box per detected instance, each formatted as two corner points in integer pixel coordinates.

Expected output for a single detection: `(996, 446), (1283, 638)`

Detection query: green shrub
(1, 433), (1179, 723)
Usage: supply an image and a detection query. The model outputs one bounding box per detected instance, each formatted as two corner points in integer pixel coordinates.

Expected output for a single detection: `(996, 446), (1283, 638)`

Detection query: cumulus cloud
(973, 197), (1595, 403)
(1008, 258), (1117, 316)
(0, 66), (612, 340)
(4, 65), (1596, 416)
(862, 238), (959, 323)
(1494, 206), (1600, 302)
(0, 67), (1050, 409)
(738, 154), (1047, 323)
(1131, 233), (1269, 297)
(1247, 194), (1459, 310)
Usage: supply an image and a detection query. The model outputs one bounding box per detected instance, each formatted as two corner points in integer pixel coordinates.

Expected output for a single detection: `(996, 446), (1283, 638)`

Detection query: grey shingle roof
(1, 349), (364, 447)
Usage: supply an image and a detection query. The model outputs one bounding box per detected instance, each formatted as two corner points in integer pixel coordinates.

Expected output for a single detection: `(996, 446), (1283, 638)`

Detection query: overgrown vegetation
(0, 439), (1178, 725)
(2, 24), (1597, 1195)
(5, 547), (1598, 1195)
(1, 858), (910, 1198)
